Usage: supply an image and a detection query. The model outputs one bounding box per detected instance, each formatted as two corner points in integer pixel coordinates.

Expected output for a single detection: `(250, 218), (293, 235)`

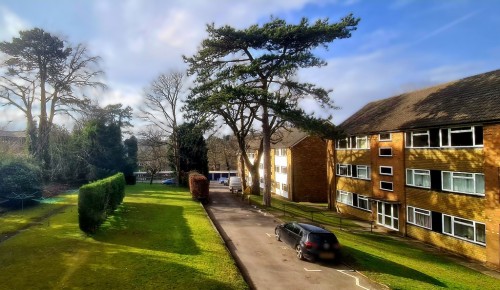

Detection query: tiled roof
(271, 128), (309, 148)
(339, 69), (500, 135)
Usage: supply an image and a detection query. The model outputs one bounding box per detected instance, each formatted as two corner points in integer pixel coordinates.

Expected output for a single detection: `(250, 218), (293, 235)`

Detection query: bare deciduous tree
(140, 70), (185, 185)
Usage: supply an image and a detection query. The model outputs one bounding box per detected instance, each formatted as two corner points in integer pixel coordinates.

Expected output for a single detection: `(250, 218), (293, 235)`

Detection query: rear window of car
(308, 233), (338, 244)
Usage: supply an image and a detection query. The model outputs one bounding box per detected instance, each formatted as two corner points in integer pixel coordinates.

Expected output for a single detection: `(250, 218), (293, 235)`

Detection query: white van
(228, 176), (242, 193)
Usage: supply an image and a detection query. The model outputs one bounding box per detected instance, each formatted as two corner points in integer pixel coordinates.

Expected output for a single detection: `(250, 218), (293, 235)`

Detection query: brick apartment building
(244, 128), (327, 202)
(327, 69), (500, 268)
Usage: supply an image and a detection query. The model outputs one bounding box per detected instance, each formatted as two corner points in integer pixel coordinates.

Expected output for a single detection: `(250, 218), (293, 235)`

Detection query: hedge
(188, 172), (209, 203)
(0, 157), (42, 200)
(78, 173), (126, 233)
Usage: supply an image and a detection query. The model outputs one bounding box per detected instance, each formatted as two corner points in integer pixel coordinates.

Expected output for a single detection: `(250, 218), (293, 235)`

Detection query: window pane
(381, 166), (392, 175)
(408, 207), (415, 223)
(416, 213), (431, 228)
(415, 174), (430, 188)
(475, 174), (485, 194)
(451, 131), (473, 146)
(454, 222), (474, 241)
(392, 205), (399, 218)
(441, 129), (449, 146)
(406, 169), (413, 185)
(476, 223), (486, 244)
(453, 176), (474, 193)
(443, 216), (452, 234)
(413, 134), (429, 147)
(380, 148), (392, 156)
(357, 137), (367, 149)
(474, 126), (483, 145)
(379, 133), (391, 141)
(443, 172), (451, 190)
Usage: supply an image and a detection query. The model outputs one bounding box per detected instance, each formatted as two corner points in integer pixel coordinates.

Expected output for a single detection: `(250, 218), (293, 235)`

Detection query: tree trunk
(262, 105), (271, 207)
(250, 166), (260, 195)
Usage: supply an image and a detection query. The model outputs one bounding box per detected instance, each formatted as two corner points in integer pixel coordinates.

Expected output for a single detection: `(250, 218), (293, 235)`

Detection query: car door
(281, 223), (295, 246)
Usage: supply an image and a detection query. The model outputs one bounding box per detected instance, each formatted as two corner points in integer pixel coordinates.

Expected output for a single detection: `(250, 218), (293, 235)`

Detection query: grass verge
(0, 184), (247, 290)
(249, 195), (499, 290)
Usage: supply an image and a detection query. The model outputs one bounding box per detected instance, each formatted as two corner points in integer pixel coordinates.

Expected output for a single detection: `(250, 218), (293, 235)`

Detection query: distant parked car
(162, 178), (175, 185)
(228, 176), (242, 193)
(275, 222), (340, 262)
(218, 177), (228, 184)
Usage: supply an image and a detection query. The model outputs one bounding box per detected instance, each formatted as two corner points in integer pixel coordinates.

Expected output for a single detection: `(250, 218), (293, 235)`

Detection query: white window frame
(406, 169), (431, 189)
(275, 148), (287, 156)
(356, 195), (371, 211)
(377, 201), (399, 230)
(379, 166), (393, 176)
(442, 171), (485, 196)
(280, 166), (287, 174)
(336, 137), (350, 150)
(356, 165), (371, 180)
(336, 190), (353, 206)
(406, 130), (430, 148)
(336, 164), (352, 177)
(440, 126), (483, 148)
(407, 206), (432, 229)
(354, 136), (369, 149)
(380, 181), (393, 191)
(379, 133), (392, 141)
(442, 214), (486, 245)
(379, 147), (392, 157)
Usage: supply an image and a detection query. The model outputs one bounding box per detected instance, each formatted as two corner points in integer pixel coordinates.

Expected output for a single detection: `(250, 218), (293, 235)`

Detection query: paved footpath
(205, 182), (384, 290)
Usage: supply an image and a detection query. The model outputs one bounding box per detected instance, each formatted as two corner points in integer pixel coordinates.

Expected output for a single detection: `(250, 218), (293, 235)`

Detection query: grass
(0, 184), (247, 290)
(249, 195), (500, 290)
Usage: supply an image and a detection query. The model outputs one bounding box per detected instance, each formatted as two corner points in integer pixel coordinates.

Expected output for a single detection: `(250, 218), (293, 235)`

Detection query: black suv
(275, 222), (340, 262)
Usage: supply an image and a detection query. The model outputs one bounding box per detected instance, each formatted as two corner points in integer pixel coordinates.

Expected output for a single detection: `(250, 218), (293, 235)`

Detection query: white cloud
(0, 6), (29, 41)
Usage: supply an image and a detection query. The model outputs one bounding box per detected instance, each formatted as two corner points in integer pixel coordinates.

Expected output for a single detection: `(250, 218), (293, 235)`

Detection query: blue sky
(1, 0), (499, 132)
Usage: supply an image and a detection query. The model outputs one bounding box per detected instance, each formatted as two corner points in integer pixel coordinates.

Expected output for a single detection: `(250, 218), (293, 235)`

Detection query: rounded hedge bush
(0, 158), (42, 200)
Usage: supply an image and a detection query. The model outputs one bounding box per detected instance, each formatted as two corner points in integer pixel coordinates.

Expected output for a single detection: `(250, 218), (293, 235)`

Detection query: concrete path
(205, 181), (384, 290)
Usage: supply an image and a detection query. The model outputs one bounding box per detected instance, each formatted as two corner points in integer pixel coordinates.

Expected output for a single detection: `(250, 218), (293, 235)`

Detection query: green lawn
(0, 184), (247, 290)
(249, 195), (500, 290)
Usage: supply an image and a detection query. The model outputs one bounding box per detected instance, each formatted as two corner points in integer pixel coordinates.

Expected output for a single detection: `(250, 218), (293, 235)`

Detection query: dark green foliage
(0, 157), (42, 200)
(78, 173), (125, 233)
(171, 122), (209, 185)
(188, 172), (209, 202)
(123, 135), (138, 184)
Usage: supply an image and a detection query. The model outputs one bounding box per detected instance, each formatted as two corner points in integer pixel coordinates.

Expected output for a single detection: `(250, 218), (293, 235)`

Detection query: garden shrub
(188, 171), (209, 203)
(0, 157), (42, 200)
(78, 173), (125, 233)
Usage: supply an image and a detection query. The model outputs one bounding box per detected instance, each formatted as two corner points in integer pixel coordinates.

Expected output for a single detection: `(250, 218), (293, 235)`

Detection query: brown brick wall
(335, 149), (371, 164)
(371, 133), (405, 203)
(337, 203), (373, 221)
(407, 225), (487, 262)
(327, 140), (336, 209)
(336, 177), (372, 195)
(291, 136), (327, 202)
(406, 187), (485, 221)
(406, 148), (484, 171)
(484, 124), (500, 268)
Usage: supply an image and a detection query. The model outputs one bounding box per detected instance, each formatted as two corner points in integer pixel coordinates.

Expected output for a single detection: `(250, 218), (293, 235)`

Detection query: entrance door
(377, 201), (399, 230)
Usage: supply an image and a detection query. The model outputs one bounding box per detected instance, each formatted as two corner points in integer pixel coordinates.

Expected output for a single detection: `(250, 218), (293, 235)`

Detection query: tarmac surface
(204, 181), (385, 290)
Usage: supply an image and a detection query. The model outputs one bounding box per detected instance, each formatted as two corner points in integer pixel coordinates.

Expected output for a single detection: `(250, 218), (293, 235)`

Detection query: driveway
(205, 181), (384, 290)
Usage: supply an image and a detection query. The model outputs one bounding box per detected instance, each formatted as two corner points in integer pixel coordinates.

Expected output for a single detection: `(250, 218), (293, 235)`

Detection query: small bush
(0, 157), (42, 200)
(188, 172), (209, 202)
(78, 173), (125, 233)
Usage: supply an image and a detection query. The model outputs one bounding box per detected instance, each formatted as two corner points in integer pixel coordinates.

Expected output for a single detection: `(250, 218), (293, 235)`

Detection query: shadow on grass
(343, 245), (447, 288)
(93, 202), (200, 255)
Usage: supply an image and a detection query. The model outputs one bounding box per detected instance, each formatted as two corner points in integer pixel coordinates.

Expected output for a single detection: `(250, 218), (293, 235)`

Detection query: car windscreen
(308, 233), (338, 244)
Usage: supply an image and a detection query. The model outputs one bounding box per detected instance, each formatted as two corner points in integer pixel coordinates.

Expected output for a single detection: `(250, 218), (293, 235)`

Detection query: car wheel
(275, 229), (281, 241)
(296, 245), (304, 260)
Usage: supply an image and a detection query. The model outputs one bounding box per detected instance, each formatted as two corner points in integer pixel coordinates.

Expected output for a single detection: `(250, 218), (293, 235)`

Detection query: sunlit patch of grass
(0, 183), (247, 290)
(250, 195), (499, 290)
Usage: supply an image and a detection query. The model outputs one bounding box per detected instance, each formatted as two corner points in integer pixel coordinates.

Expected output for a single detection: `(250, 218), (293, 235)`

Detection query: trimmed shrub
(78, 173), (126, 233)
(188, 171), (209, 203)
(0, 157), (42, 200)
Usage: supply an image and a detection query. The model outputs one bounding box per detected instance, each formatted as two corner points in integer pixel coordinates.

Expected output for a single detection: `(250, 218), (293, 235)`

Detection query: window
(405, 130), (430, 148)
(406, 169), (431, 188)
(275, 165), (280, 173)
(377, 202), (399, 230)
(441, 126), (483, 147)
(353, 136), (369, 149)
(336, 137), (350, 149)
(259, 163), (264, 169)
(379, 133), (392, 141)
(356, 165), (371, 180)
(336, 164), (352, 177)
(380, 166), (393, 176)
(407, 206), (431, 229)
(442, 214), (485, 245)
(357, 195), (371, 211)
(248, 153), (255, 160)
(442, 171), (485, 195)
(282, 183), (288, 192)
(280, 166), (287, 174)
(337, 190), (353, 205)
(379, 147), (392, 156)
(275, 148), (287, 156)
(380, 181), (393, 191)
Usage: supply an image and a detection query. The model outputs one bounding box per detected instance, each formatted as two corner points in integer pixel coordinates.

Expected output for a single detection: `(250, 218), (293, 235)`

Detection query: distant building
(328, 69), (500, 268)
(0, 130), (26, 154)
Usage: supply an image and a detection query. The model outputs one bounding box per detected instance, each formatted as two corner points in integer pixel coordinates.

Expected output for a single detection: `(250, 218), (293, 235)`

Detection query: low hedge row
(78, 173), (126, 233)
(188, 172), (209, 203)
